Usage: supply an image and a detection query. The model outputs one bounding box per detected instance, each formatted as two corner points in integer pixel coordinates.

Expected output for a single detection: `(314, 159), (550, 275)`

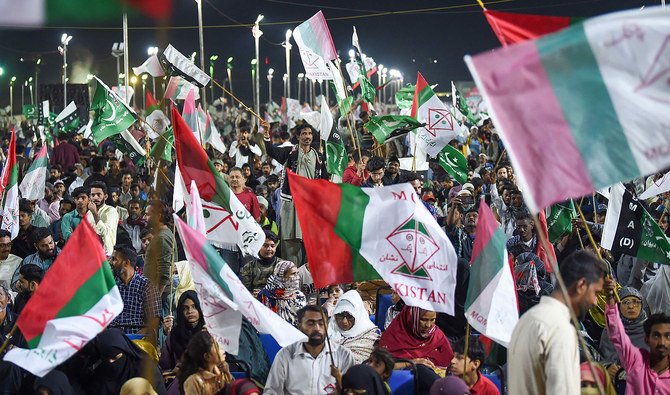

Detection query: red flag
(483, 9), (577, 46)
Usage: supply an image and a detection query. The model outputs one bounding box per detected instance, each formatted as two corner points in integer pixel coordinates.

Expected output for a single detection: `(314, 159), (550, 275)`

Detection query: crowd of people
(0, 95), (668, 395)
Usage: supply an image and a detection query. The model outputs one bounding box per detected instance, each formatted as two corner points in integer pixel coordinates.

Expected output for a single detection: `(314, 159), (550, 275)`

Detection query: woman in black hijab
(341, 364), (390, 395)
(159, 290), (205, 374)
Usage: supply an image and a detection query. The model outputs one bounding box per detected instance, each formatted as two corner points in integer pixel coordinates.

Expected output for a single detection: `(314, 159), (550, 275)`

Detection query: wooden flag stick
(476, 0), (487, 10)
(335, 62), (363, 159)
(658, 199), (668, 226)
(461, 323), (471, 379)
(211, 79), (263, 122)
(320, 308), (336, 367)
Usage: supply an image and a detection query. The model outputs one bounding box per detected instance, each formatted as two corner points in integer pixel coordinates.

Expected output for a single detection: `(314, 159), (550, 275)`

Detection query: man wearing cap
(445, 193), (478, 261)
(474, 153), (493, 175)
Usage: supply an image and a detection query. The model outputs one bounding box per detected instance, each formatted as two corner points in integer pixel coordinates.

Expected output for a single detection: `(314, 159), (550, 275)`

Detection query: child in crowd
(449, 335), (500, 395)
(322, 284), (347, 316)
(367, 347), (395, 394)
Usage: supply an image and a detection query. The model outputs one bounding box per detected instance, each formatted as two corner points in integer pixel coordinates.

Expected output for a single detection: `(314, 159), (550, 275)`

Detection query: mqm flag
(483, 9), (579, 47)
(451, 81), (479, 126)
(4, 220), (122, 377)
(293, 11), (337, 80)
(546, 200), (576, 243)
(164, 76), (199, 101)
(0, 130), (19, 239)
(108, 130), (146, 166)
(174, 216), (307, 354)
(172, 106), (264, 256)
(198, 106), (227, 155)
(465, 200), (518, 347)
(90, 77), (137, 144)
(19, 145), (48, 200)
(144, 91), (170, 139)
(602, 183), (670, 265)
(23, 105), (38, 119)
(53, 101), (80, 132)
(183, 90), (202, 144)
(132, 54), (165, 77)
(411, 73), (459, 157)
(289, 172), (459, 314)
(465, 7), (670, 214)
(640, 171), (670, 200)
(437, 144), (468, 185)
(318, 96), (347, 177)
(365, 115), (422, 145)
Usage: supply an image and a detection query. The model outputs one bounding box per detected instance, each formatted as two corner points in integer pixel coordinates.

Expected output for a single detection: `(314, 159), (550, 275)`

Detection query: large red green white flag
(465, 7), (670, 214)
(4, 220), (122, 377)
(464, 200), (518, 347)
(174, 215), (307, 354)
(289, 172), (458, 314)
(411, 72), (459, 157)
(293, 11), (337, 80)
(483, 9), (579, 46)
(19, 145), (48, 200)
(0, 130), (19, 239)
(172, 106), (265, 256)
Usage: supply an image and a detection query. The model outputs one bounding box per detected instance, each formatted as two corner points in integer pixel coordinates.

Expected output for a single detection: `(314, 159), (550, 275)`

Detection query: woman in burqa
(159, 291), (205, 375)
(341, 364), (390, 395)
(514, 252), (553, 315)
(90, 328), (166, 395)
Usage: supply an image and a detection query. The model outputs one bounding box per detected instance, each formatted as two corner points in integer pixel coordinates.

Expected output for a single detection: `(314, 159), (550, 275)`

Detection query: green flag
(23, 105), (38, 119)
(54, 101), (81, 132)
(325, 131), (347, 178)
(357, 70), (375, 104)
(438, 144), (468, 184)
(452, 81), (479, 126)
(364, 115), (423, 144)
(108, 131), (146, 166)
(395, 85), (415, 109)
(330, 81), (353, 117)
(90, 77), (137, 144)
(546, 200), (576, 243)
(150, 127), (173, 163)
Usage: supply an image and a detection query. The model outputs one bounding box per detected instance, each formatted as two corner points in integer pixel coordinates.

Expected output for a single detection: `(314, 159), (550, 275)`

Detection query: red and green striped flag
(19, 145), (48, 200)
(172, 106), (264, 256)
(412, 73), (459, 157)
(0, 130), (19, 239)
(293, 11), (337, 80)
(483, 9), (581, 46)
(465, 200), (518, 346)
(4, 219), (122, 377)
(144, 90), (170, 139)
(289, 171), (459, 314)
(465, 7), (670, 213)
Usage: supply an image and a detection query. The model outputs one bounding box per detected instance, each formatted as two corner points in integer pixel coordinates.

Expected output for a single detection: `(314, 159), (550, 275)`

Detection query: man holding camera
(445, 190), (479, 261)
(229, 125), (262, 168)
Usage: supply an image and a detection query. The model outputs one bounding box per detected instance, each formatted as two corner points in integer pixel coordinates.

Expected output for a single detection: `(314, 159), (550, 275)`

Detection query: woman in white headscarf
(329, 290), (381, 364)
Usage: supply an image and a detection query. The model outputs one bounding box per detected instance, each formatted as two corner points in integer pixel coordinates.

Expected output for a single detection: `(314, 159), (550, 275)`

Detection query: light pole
(60, 33), (72, 109)
(209, 55), (218, 105)
(147, 46), (158, 97)
(35, 58), (40, 105)
(267, 68), (274, 105)
(226, 57), (234, 107)
(284, 29), (292, 99)
(9, 76), (16, 119)
(130, 76), (137, 108)
(28, 77), (33, 105)
(195, 0), (206, 109)
(253, 14), (264, 127)
(283, 73), (288, 99)
(141, 74), (147, 108)
(297, 73), (304, 104)
(112, 42), (124, 88)
(251, 59), (257, 109)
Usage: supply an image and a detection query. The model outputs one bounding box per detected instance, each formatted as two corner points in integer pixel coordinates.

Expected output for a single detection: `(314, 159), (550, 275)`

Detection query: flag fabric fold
(437, 144), (468, 185)
(144, 91), (170, 139)
(411, 73), (459, 157)
(4, 220), (123, 377)
(133, 55), (165, 77)
(483, 9), (579, 46)
(640, 172), (670, 200)
(0, 130), (19, 239)
(289, 172), (459, 314)
(19, 145), (48, 200)
(164, 76), (200, 101)
(198, 105), (227, 155)
(465, 7), (670, 213)
(546, 200), (576, 243)
(464, 200), (518, 347)
(54, 101), (80, 132)
(365, 115), (423, 145)
(90, 77), (137, 144)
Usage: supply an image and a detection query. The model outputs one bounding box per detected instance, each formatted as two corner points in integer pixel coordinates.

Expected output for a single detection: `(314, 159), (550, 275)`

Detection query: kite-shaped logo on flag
(299, 49), (321, 69)
(634, 35), (670, 104)
(386, 215), (439, 279)
(427, 108), (454, 136)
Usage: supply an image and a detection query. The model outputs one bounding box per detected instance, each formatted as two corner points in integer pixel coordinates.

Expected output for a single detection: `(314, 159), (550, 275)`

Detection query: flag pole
(658, 199), (668, 226)
(461, 323), (470, 379)
(320, 308), (336, 367)
(210, 79), (263, 122)
(492, 148), (505, 171)
(167, 224), (177, 328)
(0, 324), (16, 354)
(123, 12), (130, 109)
(532, 215), (607, 395)
(574, 203), (620, 303)
(335, 62), (362, 159)
(475, 0), (486, 10)
(136, 113), (175, 150)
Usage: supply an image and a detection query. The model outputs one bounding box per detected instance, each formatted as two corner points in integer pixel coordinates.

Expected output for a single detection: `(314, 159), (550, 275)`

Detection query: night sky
(0, 0), (654, 112)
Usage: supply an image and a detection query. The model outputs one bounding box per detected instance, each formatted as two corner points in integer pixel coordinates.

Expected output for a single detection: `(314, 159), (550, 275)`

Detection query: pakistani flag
(318, 96), (347, 177)
(289, 172), (459, 313)
(19, 145), (48, 200)
(54, 101), (80, 132)
(0, 130), (19, 239)
(90, 77), (137, 144)
(546, 200), (576, 243)
(150, 127), (173, 163)
(465, 200), (518, 346)
(365, 115), (423, 144)
(602, 183), (670, 265)
(452, 81), (479, 126)
(4, 220), (122, 377)
(437, 144), (468, 184)
(108, 130), (146, 166)
(23, 105), (38, 119)
(411, 73), (459, 157)
(144, 91), (170, 139)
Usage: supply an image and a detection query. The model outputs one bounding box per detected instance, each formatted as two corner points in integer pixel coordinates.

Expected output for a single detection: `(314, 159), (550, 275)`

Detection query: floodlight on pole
(61, 33), (72, 109)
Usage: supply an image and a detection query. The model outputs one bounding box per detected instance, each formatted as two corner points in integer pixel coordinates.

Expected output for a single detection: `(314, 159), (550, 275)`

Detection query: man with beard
(264, 305), (355, 395)
(264, 122), (328, 267)
(0, 230), (21, 298)
(240, 230), (283, 296)
(12, 263), (43, 315)
(509, 251), (607, 395)
(88, 181), (119, 255)
(11, 200), (41, 259)
(143, 200), (173, 296)
(108, 246), (162, 338)
(119, 199), (146, 253)
(12, 227), (60, 289)
(61, 186), (92, 243)
(445, 197), (478, 261)
(382, 155), (402, 185)
(604, 277), (670, 393)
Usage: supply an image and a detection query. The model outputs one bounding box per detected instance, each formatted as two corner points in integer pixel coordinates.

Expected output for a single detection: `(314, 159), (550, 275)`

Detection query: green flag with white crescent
(438, 144), (468, 184)
(90, 77), (137, 144)
(364, 115), (423, 144)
